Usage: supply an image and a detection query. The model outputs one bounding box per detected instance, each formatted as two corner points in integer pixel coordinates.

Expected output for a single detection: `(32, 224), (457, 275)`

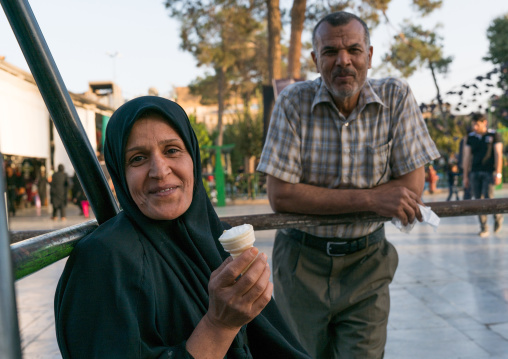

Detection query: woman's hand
(186, 248), (272, 358)
(206, 247), (273, 330)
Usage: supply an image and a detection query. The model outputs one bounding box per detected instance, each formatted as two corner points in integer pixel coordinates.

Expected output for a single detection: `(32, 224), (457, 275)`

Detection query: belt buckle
(326, 241), (347, 256)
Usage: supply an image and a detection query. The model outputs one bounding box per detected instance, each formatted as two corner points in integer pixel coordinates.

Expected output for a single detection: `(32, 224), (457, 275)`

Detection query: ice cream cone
(219, 224), (257, 273)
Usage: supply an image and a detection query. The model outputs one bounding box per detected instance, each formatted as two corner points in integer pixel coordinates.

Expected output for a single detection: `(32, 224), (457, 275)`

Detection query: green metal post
(214, 147), (226, 207)
(102, 115), (110, 149)
(203, 144), (234, 207)
(0, 157), (22, 358)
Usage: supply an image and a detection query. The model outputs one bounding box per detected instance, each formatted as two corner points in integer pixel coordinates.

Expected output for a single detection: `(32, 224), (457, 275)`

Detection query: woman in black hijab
(54, 96), (309, 359)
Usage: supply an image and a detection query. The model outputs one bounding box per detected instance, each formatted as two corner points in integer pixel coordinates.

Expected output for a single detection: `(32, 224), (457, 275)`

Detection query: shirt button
(344, 122), (349, 127)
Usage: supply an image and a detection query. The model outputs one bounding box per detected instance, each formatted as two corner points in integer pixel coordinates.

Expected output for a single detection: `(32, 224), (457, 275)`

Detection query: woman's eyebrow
(125, 139), (182, 154)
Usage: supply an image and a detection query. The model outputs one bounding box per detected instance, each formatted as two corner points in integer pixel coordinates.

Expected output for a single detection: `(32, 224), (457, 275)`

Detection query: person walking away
(426, 164), (438, 194)
(5, 166), (18, 217)
(37, 168), (49, 207)
(463, 113), (503, 237)
(447, 163), (460, 201)
(257, 11), (440, 359)
(50, 164), (68, 220)
(458, 130), (473, 200)
(71, 172), (89, 217)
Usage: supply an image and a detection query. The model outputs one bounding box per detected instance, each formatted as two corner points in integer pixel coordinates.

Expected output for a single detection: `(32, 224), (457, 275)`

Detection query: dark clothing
(470, 171), (502, 230)
(467, 130), (502, 173)
(38, 175), (48, 207)
(273, 227), (397, 358)
(71, 174), (86, 203)
(50, 169), (68, 219)
(6, 173), (18, 216)
(467, 130), (502, 230)
(447, 170), (459, 201)
(458, 136), (472, 200)
(71, 174), (87, 214)
(55, 96), (309, 359)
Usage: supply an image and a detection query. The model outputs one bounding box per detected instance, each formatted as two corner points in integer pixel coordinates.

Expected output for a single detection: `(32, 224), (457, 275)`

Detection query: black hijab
(105, 96), (227, 290)
(100, 96), (309, 358)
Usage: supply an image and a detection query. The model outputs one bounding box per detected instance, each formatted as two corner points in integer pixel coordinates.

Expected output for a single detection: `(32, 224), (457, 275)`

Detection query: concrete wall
(0, 61), (106, 176)
(0, 69), (50, 159)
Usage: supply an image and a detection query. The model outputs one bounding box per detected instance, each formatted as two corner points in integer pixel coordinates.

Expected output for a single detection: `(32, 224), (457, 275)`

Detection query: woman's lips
(149, 186), (179, 195)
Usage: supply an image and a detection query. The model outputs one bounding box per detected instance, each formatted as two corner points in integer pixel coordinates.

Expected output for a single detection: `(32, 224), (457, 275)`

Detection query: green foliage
(497, 123), (508, 146)
(189, 74), (219, 105)
(188, 113), (212, 163)
(384, 22), (452, 78)
(411, 0), (442, 15)
(484, 14), (508, 66)
(484, 13), (508, 126)
(165, 0), (266, 144)
(425, 113), (468, 158)
(305, 0), (441, 29)
(222, 105), (264, 174)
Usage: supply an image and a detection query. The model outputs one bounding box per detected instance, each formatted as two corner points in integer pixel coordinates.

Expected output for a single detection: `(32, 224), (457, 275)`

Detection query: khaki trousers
(273, 229), (398, 359)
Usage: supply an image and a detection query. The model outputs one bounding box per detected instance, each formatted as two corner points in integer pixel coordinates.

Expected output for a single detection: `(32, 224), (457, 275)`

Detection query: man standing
(257, 12), (440, 358)
(463, 113), (503, 237)
(5, 166), (18, 217)
(50, 164), (69, 221)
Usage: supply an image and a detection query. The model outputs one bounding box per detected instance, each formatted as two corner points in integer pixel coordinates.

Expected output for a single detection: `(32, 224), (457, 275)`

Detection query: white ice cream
(219, 224), (256, 259)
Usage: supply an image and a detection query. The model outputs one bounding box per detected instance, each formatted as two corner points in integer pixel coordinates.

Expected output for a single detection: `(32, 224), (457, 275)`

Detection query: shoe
(479, 229), (489, 238)
(61, 217), (67, 221)
(494, 220), (503, 233)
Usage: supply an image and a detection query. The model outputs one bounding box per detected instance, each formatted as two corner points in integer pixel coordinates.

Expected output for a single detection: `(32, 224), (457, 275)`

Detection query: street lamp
(106, 51), (121, 83)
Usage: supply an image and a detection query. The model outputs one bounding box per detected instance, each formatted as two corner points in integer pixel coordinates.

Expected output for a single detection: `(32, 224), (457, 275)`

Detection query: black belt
(284, 225), (385, 256)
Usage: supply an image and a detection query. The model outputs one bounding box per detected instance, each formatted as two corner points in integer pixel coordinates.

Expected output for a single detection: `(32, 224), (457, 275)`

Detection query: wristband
(496, 173), (502, 179)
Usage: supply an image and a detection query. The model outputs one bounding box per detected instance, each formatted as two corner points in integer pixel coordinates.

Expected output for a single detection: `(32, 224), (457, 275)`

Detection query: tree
(164, 0), (264, 145)
(383, 23), (453, 119)
(285, 0), (443, 80)
(188, 113), (212, 164)
(266, 0), (282, 83)
(484, 13), (508, 126)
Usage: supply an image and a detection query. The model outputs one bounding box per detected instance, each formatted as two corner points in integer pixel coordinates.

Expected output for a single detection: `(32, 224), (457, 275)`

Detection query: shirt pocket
(366, 140), (392, 187)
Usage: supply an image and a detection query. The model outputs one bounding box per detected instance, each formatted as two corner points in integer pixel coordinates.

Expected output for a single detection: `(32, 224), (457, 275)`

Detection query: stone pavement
(8, 189), (508, 358)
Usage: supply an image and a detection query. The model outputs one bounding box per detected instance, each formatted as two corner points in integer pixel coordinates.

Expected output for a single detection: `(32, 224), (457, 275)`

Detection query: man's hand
(495, 174), (502, 186)
(463, 176), (470, 189)
(266, 167), (425, 222)
(370, 184), (424, 226)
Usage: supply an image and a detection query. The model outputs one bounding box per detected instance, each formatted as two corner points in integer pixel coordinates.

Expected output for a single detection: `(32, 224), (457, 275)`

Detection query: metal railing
(1, 0), (508, 358)
(8, 197), (508, 281)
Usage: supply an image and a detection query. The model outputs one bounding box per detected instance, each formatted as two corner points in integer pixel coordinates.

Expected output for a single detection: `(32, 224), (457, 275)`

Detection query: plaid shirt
(257, 77), (440, 238)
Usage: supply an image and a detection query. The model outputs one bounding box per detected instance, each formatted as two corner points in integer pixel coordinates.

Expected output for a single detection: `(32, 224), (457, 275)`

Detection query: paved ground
(8, 189), (508, 358)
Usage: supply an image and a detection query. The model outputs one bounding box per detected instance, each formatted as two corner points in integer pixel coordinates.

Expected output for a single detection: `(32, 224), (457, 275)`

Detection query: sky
(1, 0), (508, 112)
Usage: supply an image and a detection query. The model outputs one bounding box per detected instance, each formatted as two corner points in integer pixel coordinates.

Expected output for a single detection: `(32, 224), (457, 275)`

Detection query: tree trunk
(216, 66), (226, 146)
(287, 0), (306, 80)
(429, 61), (445, 119)
(266, 0), (281, 82)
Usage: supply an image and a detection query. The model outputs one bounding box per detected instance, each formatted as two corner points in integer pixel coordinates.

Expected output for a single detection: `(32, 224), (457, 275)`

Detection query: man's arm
(267, 167), (425, 226)
(494, 142), (503, 186)
(463, 145), (472, 189)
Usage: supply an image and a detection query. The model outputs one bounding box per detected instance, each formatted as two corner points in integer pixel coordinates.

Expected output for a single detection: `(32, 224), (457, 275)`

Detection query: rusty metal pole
(0, 158), (22, 359)
(0, 0), (119, 224)
(10, 197), (508, 280)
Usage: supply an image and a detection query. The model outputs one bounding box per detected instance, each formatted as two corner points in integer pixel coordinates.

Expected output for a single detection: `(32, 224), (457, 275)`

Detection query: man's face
(312, 20), (373, 103)
(472, 120), (487, 135)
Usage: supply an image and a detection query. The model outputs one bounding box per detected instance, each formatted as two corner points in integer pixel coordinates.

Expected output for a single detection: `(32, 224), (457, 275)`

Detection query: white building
(0, 57), (119, 204)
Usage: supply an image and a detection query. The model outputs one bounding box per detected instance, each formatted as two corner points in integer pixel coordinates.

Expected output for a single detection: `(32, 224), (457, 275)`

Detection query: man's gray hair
(312, 11), (371, 53)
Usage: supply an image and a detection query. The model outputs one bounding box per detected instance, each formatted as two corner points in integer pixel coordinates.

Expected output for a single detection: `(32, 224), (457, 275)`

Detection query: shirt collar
(312, 77), (388, 113)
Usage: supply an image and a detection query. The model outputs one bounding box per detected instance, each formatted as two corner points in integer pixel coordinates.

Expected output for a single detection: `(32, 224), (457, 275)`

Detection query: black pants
(52, 205), (66, 218)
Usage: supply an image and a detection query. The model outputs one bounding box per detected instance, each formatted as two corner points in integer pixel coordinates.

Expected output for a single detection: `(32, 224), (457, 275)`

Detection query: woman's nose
(148, 154), (171, 179)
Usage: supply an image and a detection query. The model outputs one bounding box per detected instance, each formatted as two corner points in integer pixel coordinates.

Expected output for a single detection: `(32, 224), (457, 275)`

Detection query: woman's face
(124, 116), (194, 220)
